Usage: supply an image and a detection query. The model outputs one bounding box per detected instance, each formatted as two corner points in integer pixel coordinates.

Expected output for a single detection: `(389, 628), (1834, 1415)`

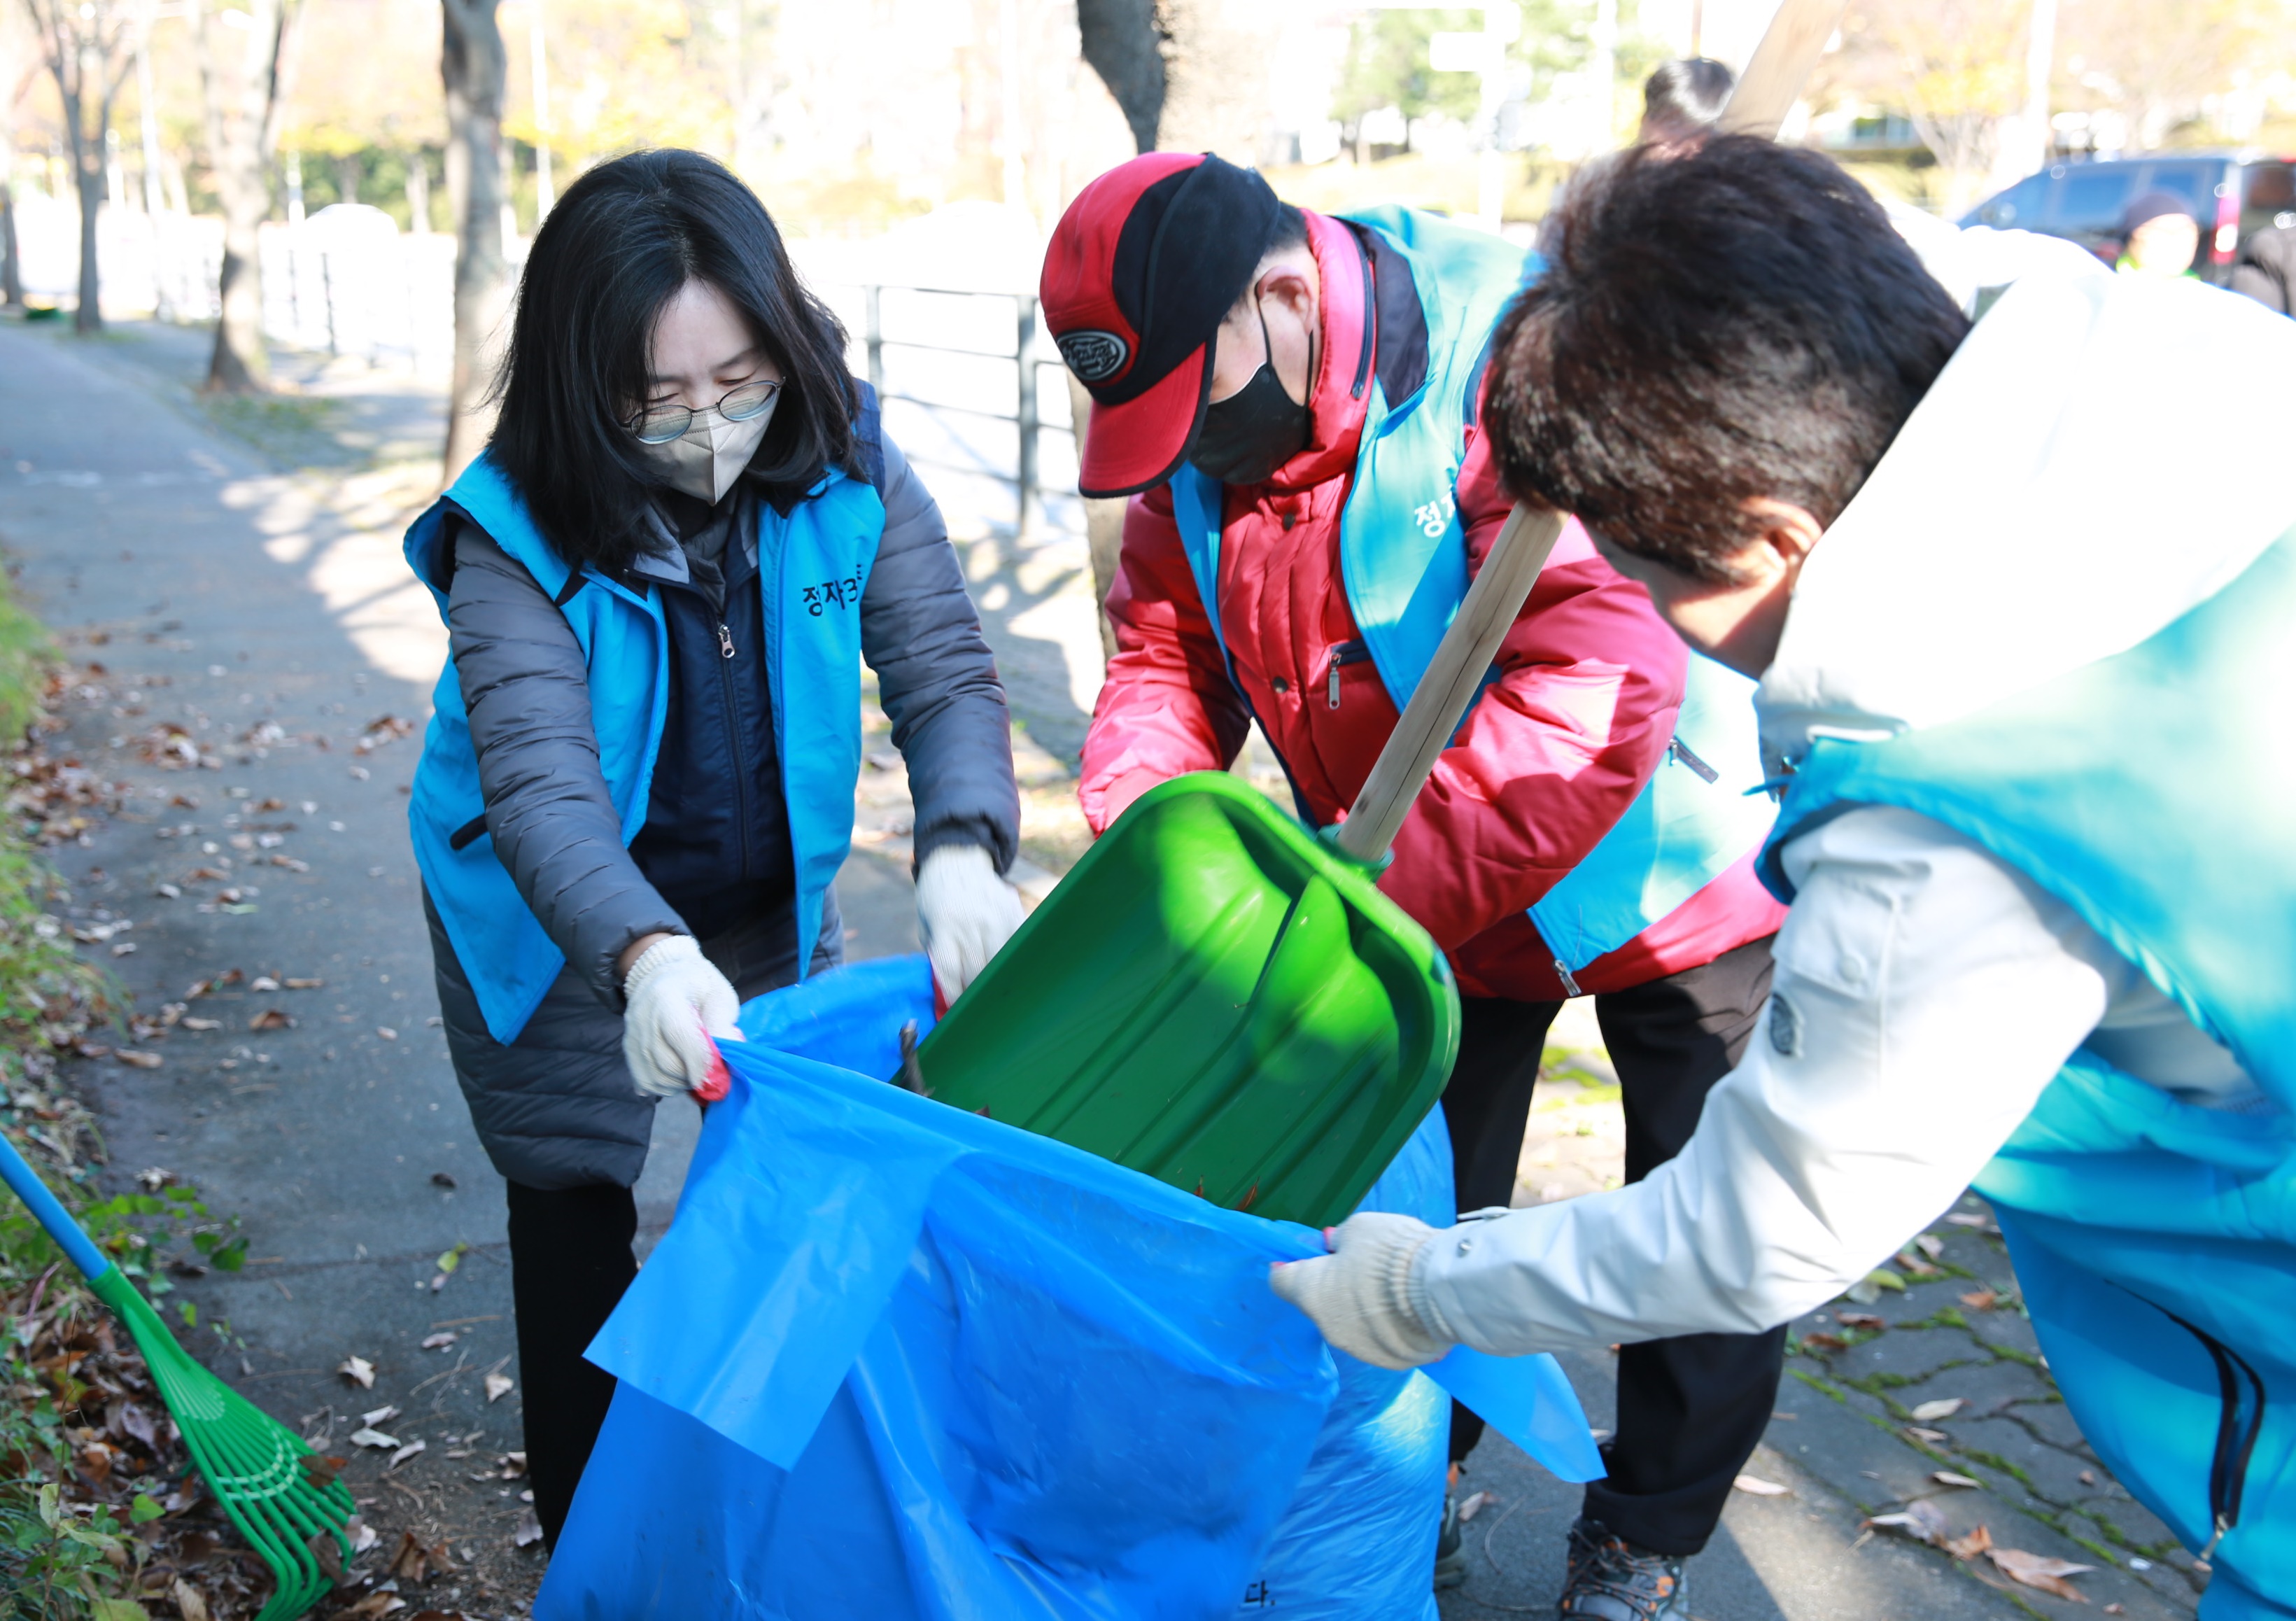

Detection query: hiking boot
(1556, 1516), (1688, 1621)
(1433, 1486), (1467, 1590)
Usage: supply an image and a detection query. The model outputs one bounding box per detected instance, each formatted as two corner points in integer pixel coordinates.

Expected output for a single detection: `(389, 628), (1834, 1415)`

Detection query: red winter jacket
(1078, 209), (1783, 1003)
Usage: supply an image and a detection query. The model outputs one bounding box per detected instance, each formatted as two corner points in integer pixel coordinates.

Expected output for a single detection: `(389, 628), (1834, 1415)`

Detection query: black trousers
(505, 1179), (639, 1546)
(1442, 936), (1786, 1557)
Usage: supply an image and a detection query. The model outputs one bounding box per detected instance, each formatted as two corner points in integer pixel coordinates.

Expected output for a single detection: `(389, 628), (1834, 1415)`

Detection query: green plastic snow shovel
(0, 1131), (353, 1620)
(918, 508), (1568, 1227)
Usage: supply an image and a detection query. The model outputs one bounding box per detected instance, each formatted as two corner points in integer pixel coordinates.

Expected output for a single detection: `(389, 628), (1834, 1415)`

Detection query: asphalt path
(0, 316), (2203, 1621)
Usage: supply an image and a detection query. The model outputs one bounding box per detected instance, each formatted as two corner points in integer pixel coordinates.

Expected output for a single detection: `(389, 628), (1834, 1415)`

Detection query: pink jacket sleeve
(1079, 484), (1253, 834)
(1374, 432), (1687, 954)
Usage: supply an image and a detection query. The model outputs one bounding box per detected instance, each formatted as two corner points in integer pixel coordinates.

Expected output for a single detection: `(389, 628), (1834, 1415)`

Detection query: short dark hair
(1484, 137), (1968, 584)
(491, 148), (862, 574)
(1227, 202), (1309, 315)
(1265, 202), (1308, 258)
(1640, 57), (1736, 141)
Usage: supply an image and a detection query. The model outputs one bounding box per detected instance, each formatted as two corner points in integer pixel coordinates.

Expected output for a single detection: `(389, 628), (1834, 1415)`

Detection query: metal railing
(857, 283), (1072, 540)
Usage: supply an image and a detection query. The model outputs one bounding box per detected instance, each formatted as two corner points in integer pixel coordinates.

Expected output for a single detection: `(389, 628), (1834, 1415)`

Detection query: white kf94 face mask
(636, 394), (777, 505)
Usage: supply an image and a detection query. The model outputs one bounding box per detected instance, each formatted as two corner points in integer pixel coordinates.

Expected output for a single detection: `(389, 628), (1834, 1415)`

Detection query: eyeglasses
(628, 378), (783, 444)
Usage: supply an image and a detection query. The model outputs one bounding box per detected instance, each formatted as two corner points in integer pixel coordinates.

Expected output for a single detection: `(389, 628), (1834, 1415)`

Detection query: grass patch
(0, 566), (267, 1615)
(1787, 1368), (1847, 1404)
(1959, 1445), (2036, 1493)
(1845, 1373), (1914, 1393)
(1989, 1342), (2043, 1368)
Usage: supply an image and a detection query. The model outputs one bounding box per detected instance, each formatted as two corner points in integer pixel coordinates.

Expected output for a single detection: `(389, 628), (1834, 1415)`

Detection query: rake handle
(0, 1127), (112, 1280)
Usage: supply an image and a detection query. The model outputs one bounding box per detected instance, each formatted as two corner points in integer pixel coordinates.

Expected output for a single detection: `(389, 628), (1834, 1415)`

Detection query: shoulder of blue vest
(434, 451), (579, 603)
(403, 497), (456, 597)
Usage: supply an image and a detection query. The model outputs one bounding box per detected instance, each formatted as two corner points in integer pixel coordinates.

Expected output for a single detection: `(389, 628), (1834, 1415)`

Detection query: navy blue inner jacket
(626, 485), (792, 939)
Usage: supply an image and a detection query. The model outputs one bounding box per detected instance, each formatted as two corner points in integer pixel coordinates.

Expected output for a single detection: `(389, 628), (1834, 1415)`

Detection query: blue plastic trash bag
(538, 957), (1598, 1620)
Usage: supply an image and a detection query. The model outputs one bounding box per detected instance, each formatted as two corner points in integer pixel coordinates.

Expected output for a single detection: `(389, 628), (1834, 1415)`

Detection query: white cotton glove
(1269, 1212), (1451, 1370)
(620, 934), (743, 1099)
(914, 843), (1027, 1002)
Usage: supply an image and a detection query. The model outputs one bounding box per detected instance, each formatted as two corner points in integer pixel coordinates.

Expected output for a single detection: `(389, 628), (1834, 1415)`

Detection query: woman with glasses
(401, 148), (1024, 1544)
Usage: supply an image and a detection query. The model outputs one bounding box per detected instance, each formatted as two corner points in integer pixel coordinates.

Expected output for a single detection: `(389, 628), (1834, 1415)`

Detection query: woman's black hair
(489, 148), (862, 573)
(1483, 137), (1968, 584)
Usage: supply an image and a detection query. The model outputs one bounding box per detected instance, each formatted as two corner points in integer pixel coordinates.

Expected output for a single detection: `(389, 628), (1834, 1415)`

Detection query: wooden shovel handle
(1334, 505), (1564, 864)
(1717, 0), (1848, 139)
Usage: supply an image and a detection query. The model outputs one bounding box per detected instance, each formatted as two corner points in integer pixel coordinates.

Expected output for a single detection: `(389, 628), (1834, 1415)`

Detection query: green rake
(0, 1130), (353, 1620)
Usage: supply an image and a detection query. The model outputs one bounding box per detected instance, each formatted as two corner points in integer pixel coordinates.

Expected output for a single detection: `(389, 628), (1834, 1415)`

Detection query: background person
(402, 148), (1024, 1544)
(2231, 166), (2296, 315)
(1272, 136), (2296, 1620)
(1043, 151), (1788, 1617)
(2118, 190), (2202, 278)
(1636, 57), (1735, 150)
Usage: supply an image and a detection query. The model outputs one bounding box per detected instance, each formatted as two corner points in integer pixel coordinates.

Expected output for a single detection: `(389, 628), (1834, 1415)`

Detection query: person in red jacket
(1043, 153), (1787, 1617)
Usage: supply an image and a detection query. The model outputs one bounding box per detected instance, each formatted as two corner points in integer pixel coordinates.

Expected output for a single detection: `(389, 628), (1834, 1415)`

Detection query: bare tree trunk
(192, 0), (296, 394)
(69, 86), (104, 332)
(2, 49), (29, 308)
(1155, 0), (1280, 162)
(0, 181), (20, 309)
(442, 0), (509, 482)
(731, 0), (773, 180)
(0, 79), (22, 309)
(405, 148), (431, 232)
(24, 3), (139, 335)
(1076, 0), (1164, 153)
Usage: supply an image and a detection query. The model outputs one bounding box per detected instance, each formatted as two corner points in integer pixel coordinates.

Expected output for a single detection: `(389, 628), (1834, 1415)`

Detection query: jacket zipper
(2121, 1286), (2266, 1562)
(1668, 735), (1719, 783)
(715, 620), (752, 883)
(1325, 639), (1372, 710)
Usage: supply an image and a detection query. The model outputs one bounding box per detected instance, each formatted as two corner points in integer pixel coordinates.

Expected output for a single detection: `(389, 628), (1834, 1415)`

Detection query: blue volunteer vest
(1171, 207), (1775, 980)
(404, 452), (885, 1045)
(1762, 530), (2296, 1586)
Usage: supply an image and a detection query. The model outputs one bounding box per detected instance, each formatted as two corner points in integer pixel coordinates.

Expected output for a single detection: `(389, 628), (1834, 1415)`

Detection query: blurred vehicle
(1961, 153), (2296, 284)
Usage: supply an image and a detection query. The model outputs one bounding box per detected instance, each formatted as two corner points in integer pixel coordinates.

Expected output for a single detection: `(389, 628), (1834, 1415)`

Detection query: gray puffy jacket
(425, 430), (1018, 1189)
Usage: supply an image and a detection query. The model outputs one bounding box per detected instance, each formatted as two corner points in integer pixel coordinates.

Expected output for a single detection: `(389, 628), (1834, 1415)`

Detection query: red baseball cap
(1042, 153), (1283, 498)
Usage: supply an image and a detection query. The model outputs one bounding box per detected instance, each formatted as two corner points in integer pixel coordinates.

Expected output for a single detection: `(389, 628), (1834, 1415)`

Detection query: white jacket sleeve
(1415, 806), (2129, 1354)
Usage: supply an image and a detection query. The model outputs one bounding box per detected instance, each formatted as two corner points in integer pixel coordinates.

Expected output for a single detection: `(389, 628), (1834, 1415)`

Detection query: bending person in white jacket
(1272, 137), (2296, 1620)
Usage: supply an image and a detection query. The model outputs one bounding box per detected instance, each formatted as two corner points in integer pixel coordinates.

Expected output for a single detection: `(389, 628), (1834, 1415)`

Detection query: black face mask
(1186, 300), (1311, 486)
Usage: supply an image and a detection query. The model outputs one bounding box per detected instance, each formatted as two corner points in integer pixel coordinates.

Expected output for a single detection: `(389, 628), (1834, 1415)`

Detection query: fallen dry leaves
(1864, 1499), (1950, 1545)
(1865, 1501), (2099, 1602)
(1990, 1547), (2097, 1601)
(1942, 1523), (1994, 1561)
